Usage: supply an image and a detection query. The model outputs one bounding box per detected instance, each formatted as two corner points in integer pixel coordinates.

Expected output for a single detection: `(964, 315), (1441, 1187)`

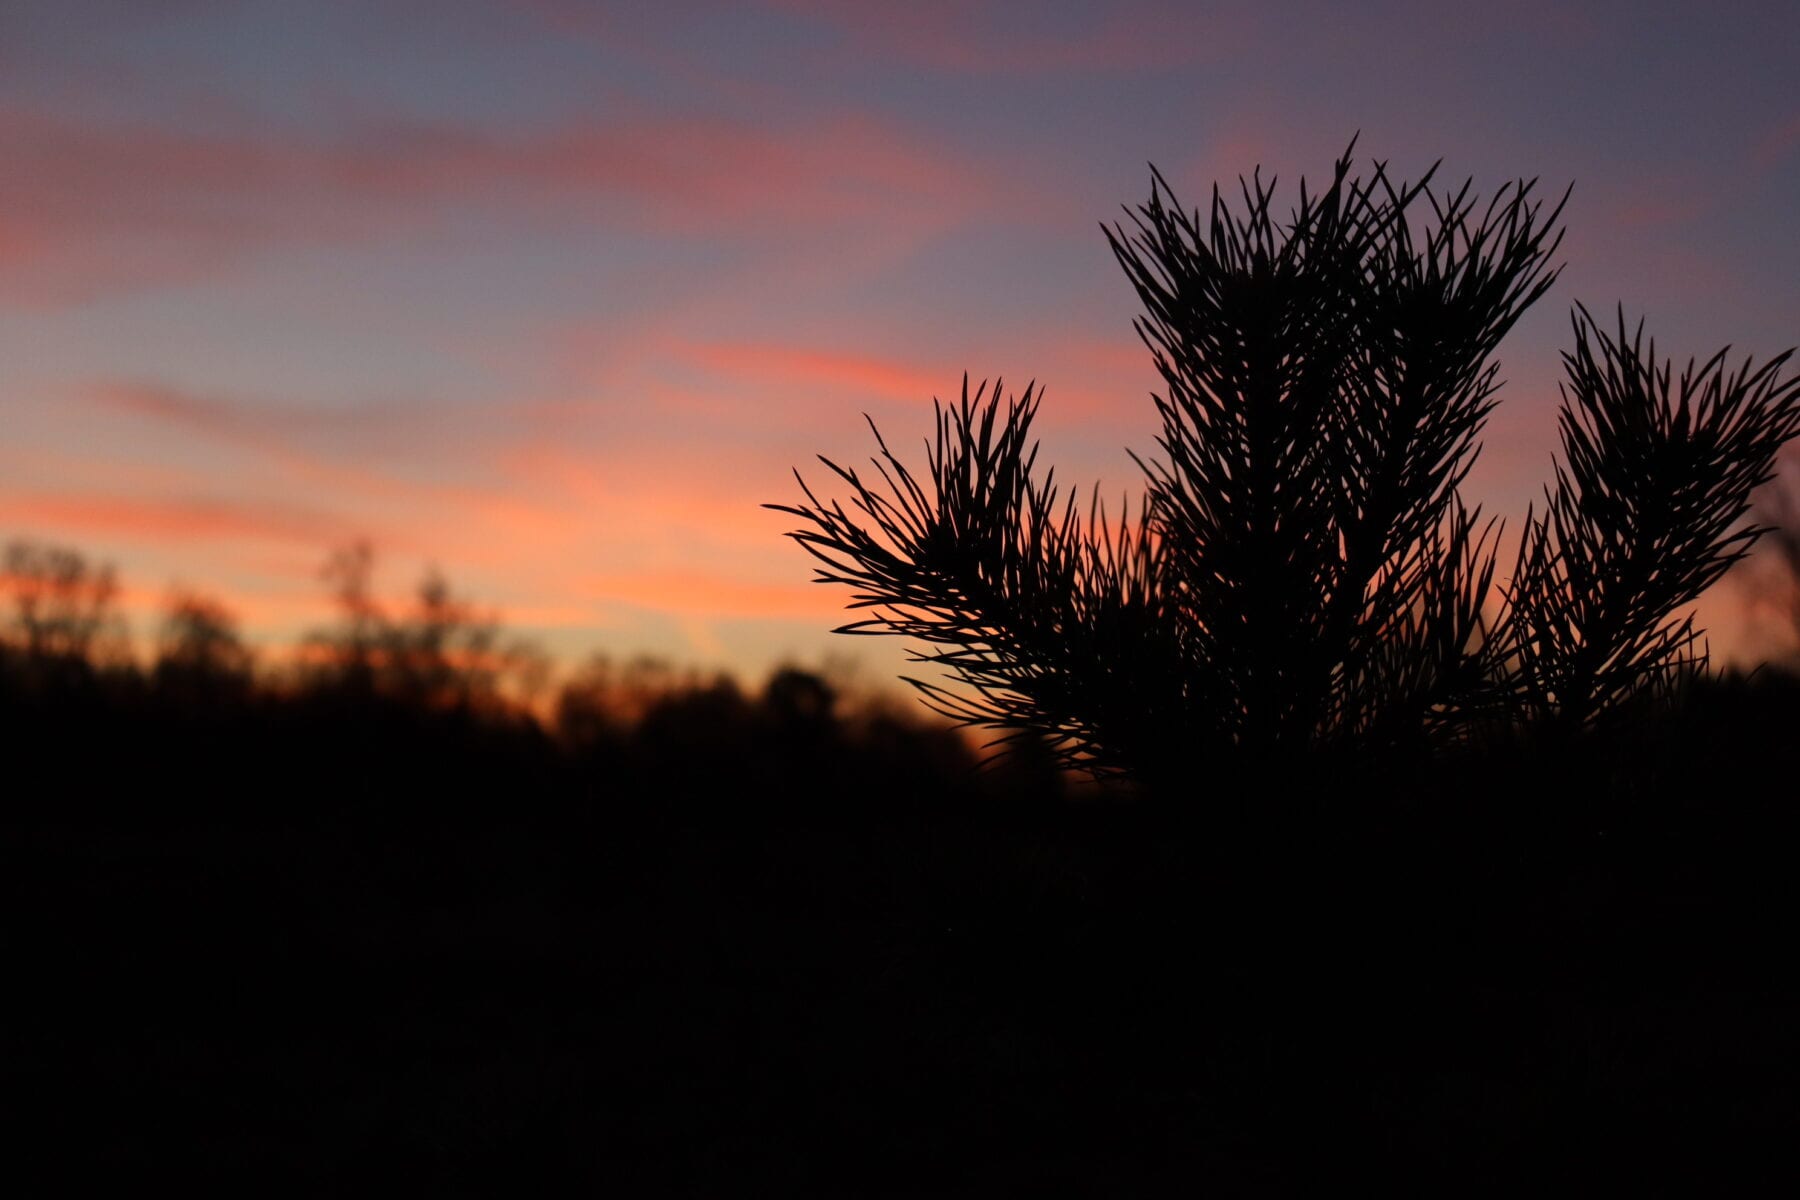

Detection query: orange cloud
(77, 378), (841, 588)
(0, 489), (353, 546)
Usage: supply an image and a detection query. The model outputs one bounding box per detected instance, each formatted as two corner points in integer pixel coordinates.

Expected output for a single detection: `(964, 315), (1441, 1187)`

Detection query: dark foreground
(10, 669), (1800, 1192)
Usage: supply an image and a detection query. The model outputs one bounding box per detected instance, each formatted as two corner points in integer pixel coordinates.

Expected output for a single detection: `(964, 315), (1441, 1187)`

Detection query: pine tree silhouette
(773, 144), (1800, 788)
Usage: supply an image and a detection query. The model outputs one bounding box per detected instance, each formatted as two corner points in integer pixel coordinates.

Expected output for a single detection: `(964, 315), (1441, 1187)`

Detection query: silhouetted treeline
(10, 531), (1800, 1190)
(0, 537), (1040, 832)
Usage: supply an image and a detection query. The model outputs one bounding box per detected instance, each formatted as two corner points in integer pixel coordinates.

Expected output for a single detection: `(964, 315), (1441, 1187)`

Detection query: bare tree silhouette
(302, 541), (544, 710)
(774, 145), (1800, 787)
(1, 538), (126, 668)
(310, 539), (383, 692)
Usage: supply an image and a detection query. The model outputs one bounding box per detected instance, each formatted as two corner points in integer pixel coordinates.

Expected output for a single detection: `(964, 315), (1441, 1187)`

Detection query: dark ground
(8, 661), (1800, 1193)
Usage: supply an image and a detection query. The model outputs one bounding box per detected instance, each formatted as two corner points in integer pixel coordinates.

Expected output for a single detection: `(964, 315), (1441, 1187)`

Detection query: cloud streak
(0, 106), (993, 304)
(686, 340), (956, 406)
(0, 488), (354, 547)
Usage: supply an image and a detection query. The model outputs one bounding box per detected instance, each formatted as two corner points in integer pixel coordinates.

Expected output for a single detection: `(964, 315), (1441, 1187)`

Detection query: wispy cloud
(87, 379), (431, 452)
(0, 488), (353, 546)
(0, 106), (993, 305)
(685, 340), (956, 406)
(78, 379), (452, 514)
(675, 332), (1162, 429)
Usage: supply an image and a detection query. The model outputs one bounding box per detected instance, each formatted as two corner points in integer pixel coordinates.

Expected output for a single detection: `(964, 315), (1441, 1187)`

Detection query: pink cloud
(668, 333), (1158, 429)
(685, 340), (955, 406)
(0, 106), (993, 305)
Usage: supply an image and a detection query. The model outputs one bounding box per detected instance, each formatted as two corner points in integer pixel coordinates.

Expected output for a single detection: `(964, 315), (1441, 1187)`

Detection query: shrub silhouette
(153, 588), (254, 701)
(775, 145), (1800, 786)
(1748, 457), (1800, 662)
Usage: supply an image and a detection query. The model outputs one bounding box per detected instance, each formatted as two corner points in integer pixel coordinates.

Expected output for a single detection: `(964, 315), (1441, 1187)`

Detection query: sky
(1, 0), (1797, 689)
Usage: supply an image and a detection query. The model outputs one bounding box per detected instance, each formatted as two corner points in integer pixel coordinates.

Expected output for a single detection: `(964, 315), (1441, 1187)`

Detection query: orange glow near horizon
(1, 2), (1797, 693)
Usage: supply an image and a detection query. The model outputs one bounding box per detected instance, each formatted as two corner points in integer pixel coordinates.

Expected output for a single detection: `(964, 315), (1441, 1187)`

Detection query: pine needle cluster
(772, 144), (1800, 786)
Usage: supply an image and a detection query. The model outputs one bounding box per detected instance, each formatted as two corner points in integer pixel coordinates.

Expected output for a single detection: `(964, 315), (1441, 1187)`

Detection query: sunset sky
(2, 0), (1797, 688)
